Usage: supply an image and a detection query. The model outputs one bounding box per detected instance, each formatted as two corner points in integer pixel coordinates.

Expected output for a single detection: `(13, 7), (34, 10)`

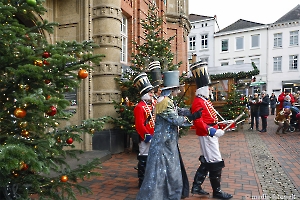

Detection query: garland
(183, 62), (260, 83)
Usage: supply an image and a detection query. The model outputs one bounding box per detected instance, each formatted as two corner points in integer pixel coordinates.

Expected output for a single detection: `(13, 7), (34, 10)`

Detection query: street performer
(136, 70), (202, 200)
(190, 61), (233, 199)
(133, 72), (155, 188)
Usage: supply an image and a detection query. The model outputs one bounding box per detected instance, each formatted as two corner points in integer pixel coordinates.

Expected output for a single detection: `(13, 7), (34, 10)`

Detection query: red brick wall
(121, 0), (188, 73)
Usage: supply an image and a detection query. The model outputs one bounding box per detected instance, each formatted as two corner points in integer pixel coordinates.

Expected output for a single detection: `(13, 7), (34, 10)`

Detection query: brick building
(21, 0), (191, 152)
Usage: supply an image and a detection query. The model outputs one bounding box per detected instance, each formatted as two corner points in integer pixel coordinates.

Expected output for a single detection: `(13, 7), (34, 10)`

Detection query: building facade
(188, 4), (300, 97)
(33, 0), (190, 152)
(188, 14), (216, 68)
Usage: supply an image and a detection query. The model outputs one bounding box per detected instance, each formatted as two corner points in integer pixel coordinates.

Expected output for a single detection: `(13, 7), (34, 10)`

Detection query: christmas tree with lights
(0, 0), (106, 199)
(220, 84), (248, 124)
(113, 3), (184, 138)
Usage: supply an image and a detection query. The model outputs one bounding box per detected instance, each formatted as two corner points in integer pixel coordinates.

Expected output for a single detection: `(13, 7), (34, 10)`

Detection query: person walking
(258, 91), (270, 132)
(269, 92), (277, 115)
(136, 70), (202, 200)
(189, 61), (233, 199)
(248, 93), (260, 131)
(133, 72), (156, 188)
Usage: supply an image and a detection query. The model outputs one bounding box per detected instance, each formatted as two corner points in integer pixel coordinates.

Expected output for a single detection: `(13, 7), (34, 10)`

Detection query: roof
(208, 63), (254, 75)
(217, 19), (265, 33)
(189, 14), (214, 22)
(275, 4), (300, 23)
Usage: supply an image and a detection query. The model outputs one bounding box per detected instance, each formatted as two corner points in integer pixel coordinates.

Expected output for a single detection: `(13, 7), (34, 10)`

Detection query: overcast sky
(189, 1), (300, 30)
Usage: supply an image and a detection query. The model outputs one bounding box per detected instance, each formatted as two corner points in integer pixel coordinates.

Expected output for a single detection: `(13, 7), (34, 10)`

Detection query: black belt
(207, 123), (217, 126)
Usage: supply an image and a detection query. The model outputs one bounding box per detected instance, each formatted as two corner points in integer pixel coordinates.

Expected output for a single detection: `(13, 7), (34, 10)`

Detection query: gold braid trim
(155, 97), (170, 115)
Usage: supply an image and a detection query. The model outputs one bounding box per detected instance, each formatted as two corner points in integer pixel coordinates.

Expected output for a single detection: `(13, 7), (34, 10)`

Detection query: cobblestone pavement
(73, 115), (300, 200)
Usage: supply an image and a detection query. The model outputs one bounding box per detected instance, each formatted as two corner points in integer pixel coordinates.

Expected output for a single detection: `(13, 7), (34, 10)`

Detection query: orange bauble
(14, 108), (26, 118)
(21, 130), (29, 137)
(78, 69), (88, 79)
(60, 175), (68, 182)
(21, 162), (29, 171)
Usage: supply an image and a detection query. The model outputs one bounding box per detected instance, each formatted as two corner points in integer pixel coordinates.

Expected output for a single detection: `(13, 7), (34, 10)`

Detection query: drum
(218, 120), (236, 131)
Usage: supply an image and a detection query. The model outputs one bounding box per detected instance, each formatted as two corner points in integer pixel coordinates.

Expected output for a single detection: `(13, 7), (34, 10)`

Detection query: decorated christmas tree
(220, 84), (249, 124)
(113, 3), (186, 138)
(0, 0), (106, 199)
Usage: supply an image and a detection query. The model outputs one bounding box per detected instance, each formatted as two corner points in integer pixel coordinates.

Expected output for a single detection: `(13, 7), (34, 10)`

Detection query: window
(221, 39), (228, 52)
(251, 58), (260, 70)
(273, 56), (282, 71)
(189, 36), (196, 50)
(235, 60), (244, 65)
(274, 33), (282, 47)
(236, 36), (244, 50)
(251, 34), (260, 48)
(201, 34), (208, 49)
(211, 80), (229, 101)
(290, 31), (299, 46)
(120, 15), (127, 62)
(221, 62), (229, 66)
(289, 55), (298, 70)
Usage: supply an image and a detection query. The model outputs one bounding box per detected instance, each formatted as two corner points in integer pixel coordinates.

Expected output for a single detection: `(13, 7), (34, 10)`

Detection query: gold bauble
(19, 121), (28, 128)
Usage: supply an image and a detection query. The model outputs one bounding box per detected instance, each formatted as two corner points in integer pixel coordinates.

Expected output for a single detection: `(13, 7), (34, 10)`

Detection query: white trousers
(198, 136), (222, 163)
(138, 141), (151, 155)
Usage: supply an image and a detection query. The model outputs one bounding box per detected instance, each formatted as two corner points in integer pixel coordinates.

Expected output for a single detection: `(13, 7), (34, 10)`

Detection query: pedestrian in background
(258, 91), (270, 132)
(278, 89), (295, 111)
(269, 92), (277, 115)
(248, 93), (260, 131)
(283, 95), (292, 108)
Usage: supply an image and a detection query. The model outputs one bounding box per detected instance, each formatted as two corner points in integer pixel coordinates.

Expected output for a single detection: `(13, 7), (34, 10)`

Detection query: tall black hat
(148, 61), (163, 88)
(190, 61), (211, 89)
(133, 72), (154, 96)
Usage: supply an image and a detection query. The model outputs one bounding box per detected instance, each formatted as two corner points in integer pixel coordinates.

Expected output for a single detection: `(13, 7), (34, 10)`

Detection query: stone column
(92, 0), (122, 120)
(91, 0), (125, 153)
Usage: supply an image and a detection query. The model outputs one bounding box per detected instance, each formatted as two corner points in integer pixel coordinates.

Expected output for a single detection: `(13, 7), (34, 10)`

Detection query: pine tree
(0, 1), (106, 199)
(131, 3), (181, 72)
(113, 3), (185, 138)
(220, 84), (248, 125)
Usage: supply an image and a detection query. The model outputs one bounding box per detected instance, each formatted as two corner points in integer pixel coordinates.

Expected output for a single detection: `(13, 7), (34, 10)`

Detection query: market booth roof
(207, 63), (259, 80)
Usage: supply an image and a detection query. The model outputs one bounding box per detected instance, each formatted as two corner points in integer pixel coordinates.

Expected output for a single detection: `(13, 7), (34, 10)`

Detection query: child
(274, 106), (292, 134)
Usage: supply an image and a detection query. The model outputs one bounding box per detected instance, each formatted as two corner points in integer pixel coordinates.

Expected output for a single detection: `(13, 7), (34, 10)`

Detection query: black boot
(191, 156), (209, 195)
(209, 169), (233, 199)
(137, 155), (147, 188)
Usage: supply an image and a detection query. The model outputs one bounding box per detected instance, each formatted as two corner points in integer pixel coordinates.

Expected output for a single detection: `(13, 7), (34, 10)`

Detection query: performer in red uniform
(133, 72), (155, 188)
(190, 61), (233, 199)
(278, 89), (295, 111)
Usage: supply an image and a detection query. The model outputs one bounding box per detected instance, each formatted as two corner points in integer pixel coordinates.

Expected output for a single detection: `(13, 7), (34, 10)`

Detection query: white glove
(215, 129), (225, 137)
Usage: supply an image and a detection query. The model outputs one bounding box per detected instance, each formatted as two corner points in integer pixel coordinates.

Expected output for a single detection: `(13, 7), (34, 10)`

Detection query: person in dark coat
(258, 91), (270, 132)
(269, 93), (277, 115)
(248, 93), (260, 131)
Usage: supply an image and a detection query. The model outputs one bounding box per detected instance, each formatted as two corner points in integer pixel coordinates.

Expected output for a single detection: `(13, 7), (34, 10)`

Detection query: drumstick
(223, 112), (245, 131)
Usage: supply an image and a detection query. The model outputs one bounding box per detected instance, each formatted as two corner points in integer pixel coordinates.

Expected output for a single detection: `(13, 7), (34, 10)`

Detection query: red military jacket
(191, 96), (218, 136)
(278, 92), (295, 110)
(133, 100), (155, 140)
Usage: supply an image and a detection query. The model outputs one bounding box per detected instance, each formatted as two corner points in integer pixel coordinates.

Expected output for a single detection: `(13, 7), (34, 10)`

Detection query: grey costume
(136, 97), (192, 200)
